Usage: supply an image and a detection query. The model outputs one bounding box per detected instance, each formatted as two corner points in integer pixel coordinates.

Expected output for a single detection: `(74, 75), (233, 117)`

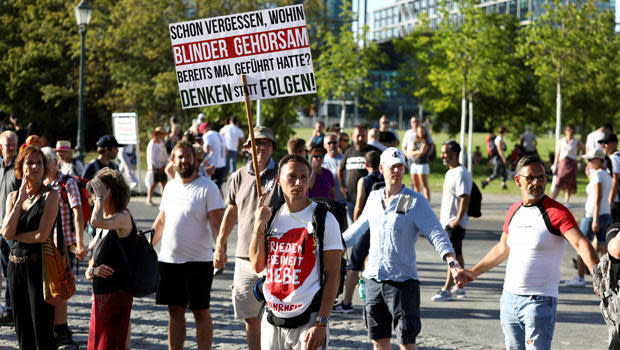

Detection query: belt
(9, 253), (41, 263)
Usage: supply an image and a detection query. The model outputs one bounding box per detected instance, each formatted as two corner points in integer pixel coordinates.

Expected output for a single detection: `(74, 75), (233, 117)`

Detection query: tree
(313, 0), (385, 127)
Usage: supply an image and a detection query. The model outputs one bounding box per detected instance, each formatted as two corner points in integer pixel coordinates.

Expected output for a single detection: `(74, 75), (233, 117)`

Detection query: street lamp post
(74, 0), (92, 162)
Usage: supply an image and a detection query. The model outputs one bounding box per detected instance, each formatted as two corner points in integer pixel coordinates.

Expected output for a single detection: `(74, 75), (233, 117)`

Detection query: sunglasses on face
(312, 154), (324, 159)
(327, 141), (338, 145)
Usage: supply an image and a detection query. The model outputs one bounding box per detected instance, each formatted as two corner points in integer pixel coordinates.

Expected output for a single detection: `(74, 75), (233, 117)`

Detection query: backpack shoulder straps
(312, 202), (328, 288)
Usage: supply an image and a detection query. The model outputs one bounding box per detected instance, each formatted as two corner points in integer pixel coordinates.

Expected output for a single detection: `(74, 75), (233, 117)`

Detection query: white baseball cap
(380, 147), (406, 168)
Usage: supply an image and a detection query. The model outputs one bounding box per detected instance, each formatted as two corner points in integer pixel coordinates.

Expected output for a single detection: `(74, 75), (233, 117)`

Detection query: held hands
(75, 242), (88, 260)
(214, 248), (227, 269)
(454, 269), (476, 286)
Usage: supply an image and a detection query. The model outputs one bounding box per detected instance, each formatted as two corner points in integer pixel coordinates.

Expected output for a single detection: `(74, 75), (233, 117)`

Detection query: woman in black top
(1, 146), (59, 349)
(85, 168), (134, 350)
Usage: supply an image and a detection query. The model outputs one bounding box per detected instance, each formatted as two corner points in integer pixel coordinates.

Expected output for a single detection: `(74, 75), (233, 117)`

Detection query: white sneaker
(564, 276), (586, 287)
(431, 289), (453, 301)
(451, 286), (467, 299)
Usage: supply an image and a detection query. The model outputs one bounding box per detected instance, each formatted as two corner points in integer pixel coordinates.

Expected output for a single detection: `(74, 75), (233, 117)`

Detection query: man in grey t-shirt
(322, 132), (345, 204)
(214, 126), (282, 350)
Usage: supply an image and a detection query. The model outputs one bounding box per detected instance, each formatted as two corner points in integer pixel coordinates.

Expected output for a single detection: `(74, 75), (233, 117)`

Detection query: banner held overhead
(169, 4), (316, 108)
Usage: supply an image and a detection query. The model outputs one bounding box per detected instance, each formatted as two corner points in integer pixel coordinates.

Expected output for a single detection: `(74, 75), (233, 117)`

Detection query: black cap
(598, 133), (618, 144)
(97, 135), (123, 148)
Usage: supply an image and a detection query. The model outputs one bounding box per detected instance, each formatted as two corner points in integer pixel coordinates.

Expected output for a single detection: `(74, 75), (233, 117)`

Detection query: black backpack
(261, 198), (347, 328)
(468, 182), (482, 218)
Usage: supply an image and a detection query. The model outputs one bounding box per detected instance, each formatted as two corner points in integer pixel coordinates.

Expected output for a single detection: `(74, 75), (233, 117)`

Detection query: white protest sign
(169, 4), (316, 108)
(112, 112), (138, 145)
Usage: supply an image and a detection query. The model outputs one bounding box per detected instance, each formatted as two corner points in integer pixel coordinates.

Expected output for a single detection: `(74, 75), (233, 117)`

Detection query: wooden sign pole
(241, 74), (262, 197)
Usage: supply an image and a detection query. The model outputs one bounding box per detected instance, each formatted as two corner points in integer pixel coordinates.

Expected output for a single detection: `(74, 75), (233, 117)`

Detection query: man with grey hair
(0, 130), (19, 324)
(463, 155), (599, 349)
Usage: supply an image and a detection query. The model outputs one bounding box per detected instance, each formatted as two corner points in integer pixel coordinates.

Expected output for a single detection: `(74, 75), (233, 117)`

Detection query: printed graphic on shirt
(345, 156), (366, 170)
(266, 227), (317, 312)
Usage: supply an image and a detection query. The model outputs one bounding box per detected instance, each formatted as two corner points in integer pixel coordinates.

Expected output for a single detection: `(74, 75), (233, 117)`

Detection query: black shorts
(156, 261), (214, 310)
(154, 168), (167, 183)
(364, 279), (421, 345)
(212, 167), (227, 189)
(445, 225), (466, 257)
(348, 230), (370, 271)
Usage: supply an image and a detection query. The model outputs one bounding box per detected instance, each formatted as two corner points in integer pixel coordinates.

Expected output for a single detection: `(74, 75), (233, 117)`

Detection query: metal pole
(76, 26), (86, 162)
(257, 99), (262, 126)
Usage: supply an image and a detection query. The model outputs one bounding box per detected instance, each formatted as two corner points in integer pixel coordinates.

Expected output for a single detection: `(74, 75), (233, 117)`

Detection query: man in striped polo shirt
(463, 155), (599, 350)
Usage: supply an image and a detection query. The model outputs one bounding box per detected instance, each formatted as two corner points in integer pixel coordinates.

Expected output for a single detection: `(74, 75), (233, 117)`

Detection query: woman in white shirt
(565, 148), (611, 287)
(551, 124), (585, 206)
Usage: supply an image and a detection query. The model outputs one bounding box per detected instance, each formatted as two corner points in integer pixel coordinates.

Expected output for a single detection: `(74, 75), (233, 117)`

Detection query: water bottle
(358, 278), (366, 303)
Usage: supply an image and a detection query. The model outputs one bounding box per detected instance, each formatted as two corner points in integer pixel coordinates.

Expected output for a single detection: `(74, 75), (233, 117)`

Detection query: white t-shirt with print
(585, 168), (612, 217)
(158, 176), (225, 263)
(440, 165), (472, 228)
(264, 202), (343, 319)
(203, 130), (227, 168)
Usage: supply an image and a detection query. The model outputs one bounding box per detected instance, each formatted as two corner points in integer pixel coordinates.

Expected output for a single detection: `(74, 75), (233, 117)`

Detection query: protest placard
(169, 4), (316, 108)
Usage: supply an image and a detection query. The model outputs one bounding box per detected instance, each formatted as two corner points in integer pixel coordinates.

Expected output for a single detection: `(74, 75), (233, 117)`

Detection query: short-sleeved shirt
(203, 130), (227, 168)
(308, 168), (334, 199)
(227, 159), (282, 258)
(51, 173), (82, 247)
(220, 124), (245, 151)
(440, 165), (472, 228)
(264, 202), (343, 318)
(158, 176), (225, 263)
(339, 144), (380, 203)
(609, 151), (620, 203)
(585, 168), (612, 217)
(82, 158), (119, 181)
(503, 196), (577, 297)
(323, 153), (345, 203)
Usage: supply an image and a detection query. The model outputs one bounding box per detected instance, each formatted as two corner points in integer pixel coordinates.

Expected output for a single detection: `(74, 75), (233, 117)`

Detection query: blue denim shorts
(364, 279), (421, 345)
(580, 214), (612, 244)
(500, 290), (557, 350)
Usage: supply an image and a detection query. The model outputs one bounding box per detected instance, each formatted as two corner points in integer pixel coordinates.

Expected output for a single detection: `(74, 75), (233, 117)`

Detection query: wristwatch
(448, 260), (461, 269)
(315, 315), (328, 326)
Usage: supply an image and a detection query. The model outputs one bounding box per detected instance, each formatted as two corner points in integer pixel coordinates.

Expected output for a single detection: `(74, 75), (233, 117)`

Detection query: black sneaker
(481, 180), (489, 189)
(332, 302), (354, 314)
(54, 326), (75, 347)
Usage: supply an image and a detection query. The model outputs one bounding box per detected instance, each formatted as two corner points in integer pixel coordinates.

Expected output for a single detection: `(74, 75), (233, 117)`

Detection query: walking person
(565, 148), (612, 287)
(322, 133), (346, 205)
(463, 155), (599, 350)
(82, 135), (121, 181)
(481, 126), (508, 190)
(407, 125), (431, 200)
(432, 141), (472, 302)
(201, 123), (227, 190)
(146, 127), (169, 206)
(1, 146), (59, 349)
(599, 133), (620, 223)
(55, 140), (84, 178)
(308, 146), (336, 200)
(220, 116), (245, 175)
(152, 142), (225, 350)
(343, 147), (467, 349)
(249, 154), (343, 350)
(551, 124), (585, 207)
(214, 127), (282, 350)
(85, 169), (135, 350)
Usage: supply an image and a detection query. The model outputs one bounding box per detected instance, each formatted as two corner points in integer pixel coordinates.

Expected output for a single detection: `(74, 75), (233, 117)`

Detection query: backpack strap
(312, 202), (328, 288)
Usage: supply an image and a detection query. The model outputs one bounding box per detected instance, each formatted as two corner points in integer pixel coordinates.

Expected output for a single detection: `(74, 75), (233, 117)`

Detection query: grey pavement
(0, 189), (607, 349)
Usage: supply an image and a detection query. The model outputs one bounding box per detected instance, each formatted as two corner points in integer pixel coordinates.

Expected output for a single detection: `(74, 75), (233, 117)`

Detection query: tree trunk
(468, 99), (474, 174)
(555, 75), (562, 155)
(340, 100), (346, 128)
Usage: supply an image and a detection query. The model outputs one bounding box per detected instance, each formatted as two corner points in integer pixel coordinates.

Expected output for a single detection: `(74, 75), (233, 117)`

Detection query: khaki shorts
(261, 311), (329, 350)
(233, 257), (263, 320)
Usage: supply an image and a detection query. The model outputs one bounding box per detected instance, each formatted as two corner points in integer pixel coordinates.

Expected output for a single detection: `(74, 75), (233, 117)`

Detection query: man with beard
(152, 142), (225, 349)
(338, 125), (379, 224)
(214, 126), (282, 350)
(463, 155), (599, 350)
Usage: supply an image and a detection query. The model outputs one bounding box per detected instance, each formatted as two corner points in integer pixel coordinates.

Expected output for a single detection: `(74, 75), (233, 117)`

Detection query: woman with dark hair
(85, 168), (135, 350)
(552, 124), (585, 206)
(1, 145), (59, 349)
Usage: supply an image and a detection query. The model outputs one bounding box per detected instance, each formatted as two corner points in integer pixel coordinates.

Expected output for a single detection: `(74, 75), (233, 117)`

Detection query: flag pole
(241, 74), (262, 197)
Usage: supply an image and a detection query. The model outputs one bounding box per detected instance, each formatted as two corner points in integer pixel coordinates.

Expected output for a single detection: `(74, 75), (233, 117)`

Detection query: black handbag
(118, 220), (159, 298)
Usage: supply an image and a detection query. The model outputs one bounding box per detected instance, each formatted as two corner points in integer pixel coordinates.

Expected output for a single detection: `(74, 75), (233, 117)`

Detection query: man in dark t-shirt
(338, 125), (379, 223)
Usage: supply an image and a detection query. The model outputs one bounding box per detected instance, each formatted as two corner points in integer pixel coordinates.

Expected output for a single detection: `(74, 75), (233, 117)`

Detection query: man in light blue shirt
(343, 147), (468, 349)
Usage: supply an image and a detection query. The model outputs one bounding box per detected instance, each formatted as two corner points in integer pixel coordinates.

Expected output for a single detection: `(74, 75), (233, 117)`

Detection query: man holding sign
(250, 154), (343, 350)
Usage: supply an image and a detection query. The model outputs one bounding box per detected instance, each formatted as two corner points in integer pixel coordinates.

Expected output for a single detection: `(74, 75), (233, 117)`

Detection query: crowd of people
(0, 108), (618, 349)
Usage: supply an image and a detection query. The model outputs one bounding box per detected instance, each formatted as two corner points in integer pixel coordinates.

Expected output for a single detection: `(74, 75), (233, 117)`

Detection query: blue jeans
(580, 213), (612, 244)
(226, 150), (238, 175)
(500, 290), (556, 350)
